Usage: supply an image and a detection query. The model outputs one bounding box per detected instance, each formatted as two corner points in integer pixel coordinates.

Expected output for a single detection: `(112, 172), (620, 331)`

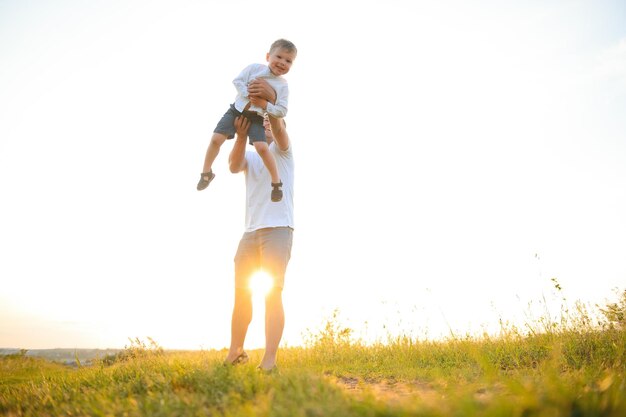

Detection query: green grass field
(2, 291), (625, 416)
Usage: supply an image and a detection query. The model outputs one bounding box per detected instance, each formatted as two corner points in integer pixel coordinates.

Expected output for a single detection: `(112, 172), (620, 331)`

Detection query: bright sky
(1, 0), (625, 350)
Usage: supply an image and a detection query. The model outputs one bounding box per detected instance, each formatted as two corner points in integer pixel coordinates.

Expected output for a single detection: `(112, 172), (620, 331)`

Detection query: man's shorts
(234, 227), (293, 290)
(214, 104), (266, 144)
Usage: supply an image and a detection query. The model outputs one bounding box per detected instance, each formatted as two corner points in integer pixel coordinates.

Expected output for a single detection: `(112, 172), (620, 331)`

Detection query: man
(223, 79), (294, 372)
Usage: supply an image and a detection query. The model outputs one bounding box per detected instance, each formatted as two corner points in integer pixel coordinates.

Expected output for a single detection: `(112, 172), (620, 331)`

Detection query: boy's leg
(203, 132), (228, 173)
(252, 142), (279, 184)
(253, 141), (283, 202)
(197, 132), (227, 190)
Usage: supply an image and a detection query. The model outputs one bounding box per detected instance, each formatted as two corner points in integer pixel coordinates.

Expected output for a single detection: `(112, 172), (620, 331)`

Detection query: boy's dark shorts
(214, 104), (266, 144)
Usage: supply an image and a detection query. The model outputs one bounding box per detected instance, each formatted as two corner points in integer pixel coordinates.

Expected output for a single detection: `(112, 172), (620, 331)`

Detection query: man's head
(263, 114), (286, 144)
(266, 39), (297, 77)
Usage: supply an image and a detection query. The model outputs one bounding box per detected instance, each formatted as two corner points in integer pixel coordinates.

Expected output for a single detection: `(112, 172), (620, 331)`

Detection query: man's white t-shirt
(243, 142), (294, 232)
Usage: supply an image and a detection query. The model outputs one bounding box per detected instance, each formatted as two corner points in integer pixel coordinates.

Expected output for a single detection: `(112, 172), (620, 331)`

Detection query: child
(197, 39), (297, 202)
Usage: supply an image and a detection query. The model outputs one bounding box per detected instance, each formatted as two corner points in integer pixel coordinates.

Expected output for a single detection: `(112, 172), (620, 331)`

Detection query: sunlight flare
(249, 271), (273, 297)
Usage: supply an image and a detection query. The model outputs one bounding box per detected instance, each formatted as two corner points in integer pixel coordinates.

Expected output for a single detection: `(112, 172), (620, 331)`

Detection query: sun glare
(249, 271), (273, 297)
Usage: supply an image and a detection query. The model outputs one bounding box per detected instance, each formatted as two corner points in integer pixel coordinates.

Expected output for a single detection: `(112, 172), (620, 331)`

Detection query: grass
(1, 290), (625, 416)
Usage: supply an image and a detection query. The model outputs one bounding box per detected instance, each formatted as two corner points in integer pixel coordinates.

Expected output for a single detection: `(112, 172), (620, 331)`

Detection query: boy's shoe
(271, 181), (283, 202)
(197, 171), (215, 191)
(224, 351), (249, 366)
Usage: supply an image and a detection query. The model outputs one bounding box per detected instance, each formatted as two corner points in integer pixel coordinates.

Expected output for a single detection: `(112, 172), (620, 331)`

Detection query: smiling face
(266, 47), (297, 76)
(263, 115), (274, 143)
(263, 114), (287, 144)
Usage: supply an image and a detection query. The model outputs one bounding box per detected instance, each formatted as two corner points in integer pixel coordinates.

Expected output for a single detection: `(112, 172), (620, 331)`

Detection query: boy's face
(266, 47), (296, 76)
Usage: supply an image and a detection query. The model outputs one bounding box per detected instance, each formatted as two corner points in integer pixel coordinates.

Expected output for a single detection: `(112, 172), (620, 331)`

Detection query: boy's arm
(228, 117), (250, 173)
(265, 83), (288, 118)
(248, 78), (288, 118)
(269, 116), (290, 152)
(232, 64), (257, 97)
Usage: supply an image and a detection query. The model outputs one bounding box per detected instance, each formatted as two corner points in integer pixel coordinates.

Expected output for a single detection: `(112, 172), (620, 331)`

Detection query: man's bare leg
(259, 287), (284, 370)
(225, 288), (253, 363)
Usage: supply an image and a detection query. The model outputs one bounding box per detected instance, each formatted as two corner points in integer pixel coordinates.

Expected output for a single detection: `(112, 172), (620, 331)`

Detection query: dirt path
(332, 375), (496, 408)
(332, 375), (443, 407)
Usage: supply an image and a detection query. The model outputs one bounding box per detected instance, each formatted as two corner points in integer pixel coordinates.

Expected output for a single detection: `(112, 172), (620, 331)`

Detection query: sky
(1, 0), (625, 350)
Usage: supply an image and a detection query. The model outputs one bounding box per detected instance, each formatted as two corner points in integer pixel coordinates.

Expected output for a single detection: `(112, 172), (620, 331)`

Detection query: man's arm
(269, 116), (290, 152)
(228, 116), (250, 173)
(248, 79), (290, 151)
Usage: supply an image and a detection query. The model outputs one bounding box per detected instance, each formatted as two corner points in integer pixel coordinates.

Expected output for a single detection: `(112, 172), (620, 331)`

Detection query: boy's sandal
(271, 181), (283, 202)
(197, 171), (215, 191)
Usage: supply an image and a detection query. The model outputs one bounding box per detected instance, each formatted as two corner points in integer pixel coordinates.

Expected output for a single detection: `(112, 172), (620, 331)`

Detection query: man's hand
(248, 78), (277, 104)
(249, 96), (268, 110)
(234, 116), (250, 139)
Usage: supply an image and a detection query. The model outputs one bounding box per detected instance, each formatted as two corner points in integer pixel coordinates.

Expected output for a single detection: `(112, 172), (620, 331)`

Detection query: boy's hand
(248, 79), (277, 104)
(234, 116), (251, 138)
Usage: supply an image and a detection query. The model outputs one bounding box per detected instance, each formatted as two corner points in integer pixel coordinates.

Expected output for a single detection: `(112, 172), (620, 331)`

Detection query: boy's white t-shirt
(243, 142), (294, 232)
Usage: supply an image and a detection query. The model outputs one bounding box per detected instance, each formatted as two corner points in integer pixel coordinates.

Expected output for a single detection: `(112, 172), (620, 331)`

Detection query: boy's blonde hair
(270, 39), (297, 56)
